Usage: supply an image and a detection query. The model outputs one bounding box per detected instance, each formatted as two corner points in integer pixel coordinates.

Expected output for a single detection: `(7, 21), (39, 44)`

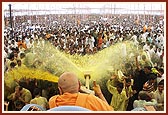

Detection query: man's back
(21, 88), (32, 103)
(30, 96), (48, 109)
(49, 72), (113, 111)
(49, 92), (112, 111)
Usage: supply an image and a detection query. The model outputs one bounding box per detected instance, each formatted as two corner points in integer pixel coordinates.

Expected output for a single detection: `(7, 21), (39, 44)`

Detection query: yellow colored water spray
(5, 40), (142, 88)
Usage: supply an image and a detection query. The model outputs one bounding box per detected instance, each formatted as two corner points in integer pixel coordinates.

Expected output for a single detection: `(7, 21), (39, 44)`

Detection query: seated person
(30, 88), (49, 110)
(49, 72), (113, 111)
(133, 91), (157, 110)
(7, 86), (32, 110)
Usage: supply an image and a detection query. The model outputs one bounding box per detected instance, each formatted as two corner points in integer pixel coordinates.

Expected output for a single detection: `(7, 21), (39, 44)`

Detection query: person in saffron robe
(49, 72), (113, 111)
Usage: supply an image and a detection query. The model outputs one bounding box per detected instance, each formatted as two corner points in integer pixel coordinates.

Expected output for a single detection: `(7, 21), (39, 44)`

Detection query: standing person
(49, 72), (113, 111)
(17, 39), (27, 50)
(106, 75), (128, 111)
(15, 59), (26, 68)
(133, 56), (153, 93)
(142, 73), (157, 95)
(5, 52), (17, 71)
(97, 33), (103, 50)
(153, 80), (164, 111)
(30, 88), (49, 110)
(127, 56), (153, 111)
(156, 68), (164, 85)
(123, 77), (134, 109)
(92, 29), (98, 47)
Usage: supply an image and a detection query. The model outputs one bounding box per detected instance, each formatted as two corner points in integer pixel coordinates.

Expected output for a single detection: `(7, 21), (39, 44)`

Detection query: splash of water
(23, 40), (141, 84)
(4, 67), (59, 89)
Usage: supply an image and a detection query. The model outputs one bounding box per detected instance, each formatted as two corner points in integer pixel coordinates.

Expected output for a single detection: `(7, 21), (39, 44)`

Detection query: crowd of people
(3, 13), (165, 111)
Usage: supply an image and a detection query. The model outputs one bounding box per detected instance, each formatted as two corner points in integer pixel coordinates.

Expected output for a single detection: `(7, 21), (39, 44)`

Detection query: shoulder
(78, 92), (89, 96)
(154, 89), (159, 94)
(23, 88), (31, 94)
(23, 88), (30, 92)
(49, 95), (60, 108)
(40, 96), (48, 101)
(78, 93), (99, 101)
(86, 93), (106, 103)
(49, 95), (59, 103)
(134, 100), (140, 103)
(121, 90), (127, 95)
(30, 98), (36, 104)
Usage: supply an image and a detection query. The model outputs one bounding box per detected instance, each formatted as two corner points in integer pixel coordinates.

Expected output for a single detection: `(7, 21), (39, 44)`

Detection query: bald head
(58, 72), (80, 94)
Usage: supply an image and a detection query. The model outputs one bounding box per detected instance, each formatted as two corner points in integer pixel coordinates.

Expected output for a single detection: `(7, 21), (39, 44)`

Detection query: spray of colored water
(4, 67), (59, 88)
(22, 40), (141, 84)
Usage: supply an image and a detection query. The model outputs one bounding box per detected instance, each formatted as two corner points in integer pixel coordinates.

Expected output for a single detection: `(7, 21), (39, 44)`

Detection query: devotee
(49, 72), (113, 111)
(106, 74), (128, 111)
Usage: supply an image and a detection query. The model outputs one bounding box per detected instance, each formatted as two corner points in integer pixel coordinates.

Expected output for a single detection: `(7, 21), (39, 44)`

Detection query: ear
(58, 87), (63, 95)
(78, 80), (81, 91)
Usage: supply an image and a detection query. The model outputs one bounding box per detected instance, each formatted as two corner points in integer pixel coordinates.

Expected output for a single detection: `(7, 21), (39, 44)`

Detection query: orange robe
(18, 41), (27, 49)
(147, 26), (152, 32)
(98, 37), (103, 49)
(143, 25), (147, 33)
(46, 34), (51, 40)
(49, 92), (113, 111)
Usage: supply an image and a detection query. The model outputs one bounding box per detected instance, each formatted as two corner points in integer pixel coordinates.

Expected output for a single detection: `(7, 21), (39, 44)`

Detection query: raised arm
(93, 81), (108, 104)
(106, 75), (118, 95)
(135, 56), (141, 71)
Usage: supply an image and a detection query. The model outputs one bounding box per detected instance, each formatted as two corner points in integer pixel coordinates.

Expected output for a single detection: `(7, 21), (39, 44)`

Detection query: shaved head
(58, 72), (80, 94)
